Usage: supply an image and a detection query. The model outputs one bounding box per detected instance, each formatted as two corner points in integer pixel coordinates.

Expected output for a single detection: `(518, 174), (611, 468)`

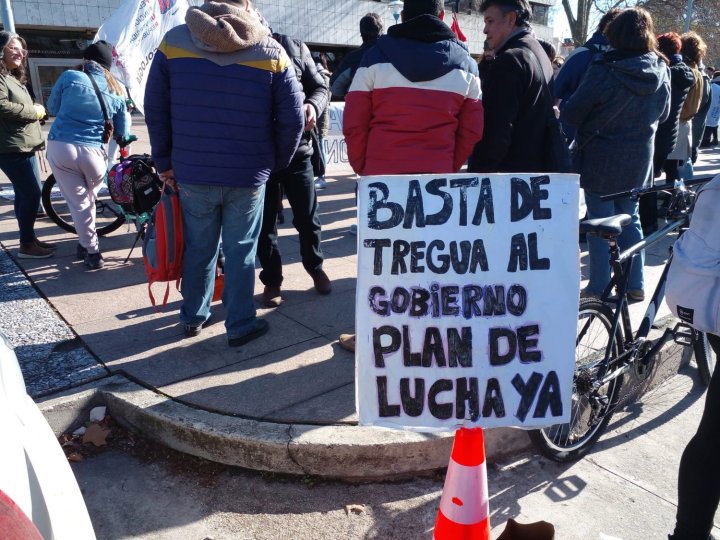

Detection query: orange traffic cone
(434, 427), (490, 540)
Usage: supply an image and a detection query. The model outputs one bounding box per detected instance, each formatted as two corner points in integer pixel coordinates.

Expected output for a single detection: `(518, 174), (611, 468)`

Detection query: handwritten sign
(355, 173), (580, 431)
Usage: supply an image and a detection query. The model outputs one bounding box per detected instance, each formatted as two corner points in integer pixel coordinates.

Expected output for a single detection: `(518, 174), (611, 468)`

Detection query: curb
(36, 315), (687, 481)
(38, 376), (532, 481)
(99, 378), (532, 481)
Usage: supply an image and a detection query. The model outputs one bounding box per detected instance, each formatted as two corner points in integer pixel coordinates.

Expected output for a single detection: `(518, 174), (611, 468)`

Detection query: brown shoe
(338, 333), (356, 352)
(497, 518), (555, 540)
(262, 286), (282, 307)
(628, 289), (645, 302)
(34, 239), (56, 250)
(18, 242), (53, 259)
(310, 269), (331, 295)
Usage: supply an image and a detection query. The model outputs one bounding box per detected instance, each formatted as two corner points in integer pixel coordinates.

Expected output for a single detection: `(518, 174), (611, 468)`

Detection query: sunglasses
(5, 46), (28, 57)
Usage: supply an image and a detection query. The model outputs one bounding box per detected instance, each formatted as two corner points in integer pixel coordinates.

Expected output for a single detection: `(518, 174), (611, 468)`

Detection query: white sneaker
(314, 177), (327, 189)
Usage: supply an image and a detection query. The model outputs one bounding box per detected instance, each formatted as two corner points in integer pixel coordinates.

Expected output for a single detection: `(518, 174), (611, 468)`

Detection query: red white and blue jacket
(343, 15), (483, 175)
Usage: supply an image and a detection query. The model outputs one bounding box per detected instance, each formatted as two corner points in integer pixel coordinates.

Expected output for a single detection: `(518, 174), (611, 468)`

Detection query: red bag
(142, 182), (183, 306)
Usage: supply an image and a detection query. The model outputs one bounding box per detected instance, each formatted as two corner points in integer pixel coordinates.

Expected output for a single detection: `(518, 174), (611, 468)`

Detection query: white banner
(356, 173), (580, 431)
(95, 0), (189, 114)
(324, 103), (348, 170)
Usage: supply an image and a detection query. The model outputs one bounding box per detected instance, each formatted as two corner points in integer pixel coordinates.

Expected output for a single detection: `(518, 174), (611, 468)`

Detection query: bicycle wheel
(42, 174), (126, 236)
(693, 330), (716, 386)
(528, 298), (623, 462)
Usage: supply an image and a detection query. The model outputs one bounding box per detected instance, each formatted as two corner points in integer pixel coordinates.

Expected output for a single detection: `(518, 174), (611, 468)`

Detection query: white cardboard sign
(355, 173), (580, 431)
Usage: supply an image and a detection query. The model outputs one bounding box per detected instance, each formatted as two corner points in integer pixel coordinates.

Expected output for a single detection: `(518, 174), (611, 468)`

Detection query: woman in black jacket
(640, 32), (695, 234)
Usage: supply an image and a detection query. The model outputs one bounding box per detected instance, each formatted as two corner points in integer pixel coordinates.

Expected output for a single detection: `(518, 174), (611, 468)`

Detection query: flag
(450, 13), (468, 42)
(95, 0), (189, 114)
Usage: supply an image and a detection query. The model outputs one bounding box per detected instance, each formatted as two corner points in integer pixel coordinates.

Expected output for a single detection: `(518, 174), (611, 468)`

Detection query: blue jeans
(0, 152), (41, 244)
(178, 183), (265, 339)
(585, 191), (644, 294)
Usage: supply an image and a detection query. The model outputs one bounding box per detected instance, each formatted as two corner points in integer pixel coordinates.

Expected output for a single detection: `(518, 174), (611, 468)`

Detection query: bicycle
(41, 136), (154, 262)
(529, 176), (716, 462)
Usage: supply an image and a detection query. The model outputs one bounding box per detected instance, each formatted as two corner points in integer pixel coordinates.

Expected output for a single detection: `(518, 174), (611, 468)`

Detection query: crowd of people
(1, 0), (720, 536)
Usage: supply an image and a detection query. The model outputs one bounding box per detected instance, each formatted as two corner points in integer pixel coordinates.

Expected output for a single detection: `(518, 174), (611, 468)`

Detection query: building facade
(4, 0), (555, 104)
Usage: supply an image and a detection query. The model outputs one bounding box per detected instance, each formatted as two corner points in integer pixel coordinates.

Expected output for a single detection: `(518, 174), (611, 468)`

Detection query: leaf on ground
(83, 423), (111, 447)
(67, 452), (84, 462)
(345, 504), (366, 516)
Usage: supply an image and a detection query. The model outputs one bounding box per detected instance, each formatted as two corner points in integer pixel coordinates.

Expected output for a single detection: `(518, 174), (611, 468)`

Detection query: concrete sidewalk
(1, 118), (719, 481)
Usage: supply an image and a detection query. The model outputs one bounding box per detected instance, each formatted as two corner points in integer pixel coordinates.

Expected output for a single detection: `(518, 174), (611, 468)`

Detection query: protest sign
(356, 173), (580, 431)
(95, 0), (188, 114)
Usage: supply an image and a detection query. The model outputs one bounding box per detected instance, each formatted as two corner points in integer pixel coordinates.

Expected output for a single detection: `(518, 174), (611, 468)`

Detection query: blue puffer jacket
(562, 50), (671, 195)
(144, 7), (304, 188)
(46, 62), (128, 148)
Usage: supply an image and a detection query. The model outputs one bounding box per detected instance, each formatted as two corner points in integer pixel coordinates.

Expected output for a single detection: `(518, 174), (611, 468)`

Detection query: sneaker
(184, 315), (212, 338)
(628, 289), (645, 302)
(84, 252), (105, 269)
(76, 244), (88, 261)
(262, 286), (282, 307)
(228, 319), (269, 347)
(338, 333), (356, 353)
(310, 269), (331, 295)
(34, 239), (56, 250)
(17, 242), (53, 259)
(314, 177), (327, 189)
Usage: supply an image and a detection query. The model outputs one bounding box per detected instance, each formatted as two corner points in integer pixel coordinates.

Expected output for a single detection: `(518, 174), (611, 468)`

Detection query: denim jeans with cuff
(179, 182), (265, 340)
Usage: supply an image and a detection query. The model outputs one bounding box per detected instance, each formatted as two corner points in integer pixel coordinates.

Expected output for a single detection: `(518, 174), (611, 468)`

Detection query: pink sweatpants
(47, 141), (107, 254)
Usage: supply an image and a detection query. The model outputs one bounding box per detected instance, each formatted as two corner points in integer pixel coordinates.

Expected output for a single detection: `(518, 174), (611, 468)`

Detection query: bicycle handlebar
(116, 134), (138, 148)
(599, 175), (715, 201)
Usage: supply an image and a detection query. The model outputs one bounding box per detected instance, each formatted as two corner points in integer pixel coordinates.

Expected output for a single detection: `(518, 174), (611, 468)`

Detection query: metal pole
(0, 0), (15, 33)
(684, 0), (693, 32)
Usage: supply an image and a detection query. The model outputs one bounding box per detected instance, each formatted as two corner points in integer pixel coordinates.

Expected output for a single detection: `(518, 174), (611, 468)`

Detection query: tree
(639, 0), (720, 67)
(561, 0), (634, 46)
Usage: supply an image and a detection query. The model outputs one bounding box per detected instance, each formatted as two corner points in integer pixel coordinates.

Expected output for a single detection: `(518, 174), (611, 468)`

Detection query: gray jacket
(562, 50), (671, 195)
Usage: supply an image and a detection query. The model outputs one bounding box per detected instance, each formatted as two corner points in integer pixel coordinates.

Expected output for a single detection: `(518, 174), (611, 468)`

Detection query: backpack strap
(148, 282), (171, 308)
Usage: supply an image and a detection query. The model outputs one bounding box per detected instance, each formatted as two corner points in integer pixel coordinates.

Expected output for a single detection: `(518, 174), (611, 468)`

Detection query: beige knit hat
(186, 1), (269, 53)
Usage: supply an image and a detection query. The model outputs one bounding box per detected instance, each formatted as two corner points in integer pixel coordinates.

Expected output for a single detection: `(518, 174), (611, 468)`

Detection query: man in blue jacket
(144, 0), (304, 347)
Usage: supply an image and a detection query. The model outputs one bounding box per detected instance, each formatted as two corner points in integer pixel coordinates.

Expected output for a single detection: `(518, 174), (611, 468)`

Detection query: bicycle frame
(584, 176), (716, 385)
(591, 218), (687, 385)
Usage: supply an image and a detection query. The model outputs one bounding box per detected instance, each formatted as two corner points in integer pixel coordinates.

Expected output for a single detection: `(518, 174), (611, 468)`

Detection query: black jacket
(653, 56), (694, 172)
(273, 33), (330, 162)
(468, 29), (553, 173)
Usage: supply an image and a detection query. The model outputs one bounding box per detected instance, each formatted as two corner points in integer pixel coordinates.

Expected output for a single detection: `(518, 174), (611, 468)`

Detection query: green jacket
(0, 73), (44, 154)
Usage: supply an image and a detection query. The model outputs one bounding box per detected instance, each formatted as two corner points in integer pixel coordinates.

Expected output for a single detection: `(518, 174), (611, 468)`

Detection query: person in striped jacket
(338, 0), (484, 352)
(343, 0), (484, 177)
